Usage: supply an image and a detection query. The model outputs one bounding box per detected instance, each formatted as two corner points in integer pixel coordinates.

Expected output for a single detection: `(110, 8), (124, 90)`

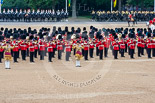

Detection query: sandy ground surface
(0, 22), (155, 103)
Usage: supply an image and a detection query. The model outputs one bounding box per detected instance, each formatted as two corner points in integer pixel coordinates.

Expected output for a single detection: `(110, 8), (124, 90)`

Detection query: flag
(68, 0), (71, 7)
(113, 0), (117, 8)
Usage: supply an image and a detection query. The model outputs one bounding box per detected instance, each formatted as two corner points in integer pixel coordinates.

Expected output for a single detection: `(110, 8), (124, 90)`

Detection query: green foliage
(1, 0), (153, 11)
(2, 0), (29, 9)
(126, 0), (154, 7)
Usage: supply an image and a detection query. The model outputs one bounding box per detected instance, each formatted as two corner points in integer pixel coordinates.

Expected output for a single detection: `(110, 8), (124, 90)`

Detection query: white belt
(40, 45), (45, 46)
(21, 45), (27, 47)
(130, 44), (135, 46)
(48, 47), (53, 48)
(120, 44), (125, 46)
(114, 45), (118, 47)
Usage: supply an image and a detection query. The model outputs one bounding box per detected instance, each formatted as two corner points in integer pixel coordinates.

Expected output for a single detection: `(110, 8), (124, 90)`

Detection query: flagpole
(154, 0), (155, 12)
(0, 0), (1, 13)
(66, 0), (68, 13)
(111, 0), (113, 12)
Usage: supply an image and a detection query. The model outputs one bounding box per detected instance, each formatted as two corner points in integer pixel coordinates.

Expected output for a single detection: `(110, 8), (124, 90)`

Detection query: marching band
(0, 19), (155, 69)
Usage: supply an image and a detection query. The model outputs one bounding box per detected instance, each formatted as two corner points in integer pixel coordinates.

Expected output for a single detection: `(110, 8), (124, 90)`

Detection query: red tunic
(98, 44), (104, 50)
(112, 42), (119, 50)
(20, 43), (27, 51)
(39, 42), (45, 51)
(13, 45), (19, 52)
(89, 43), (94, 49)
(57, 44), (63, 50)
(66, 45), (71, 52)
(48, 43), (53, 52)
(146, 39), (153, 49)
(84, 44), (89, 50)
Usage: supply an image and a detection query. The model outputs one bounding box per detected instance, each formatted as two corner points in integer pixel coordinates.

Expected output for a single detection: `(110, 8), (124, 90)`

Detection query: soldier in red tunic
(112, 39), (119, 59)
(34, 41), (38, 58)
(83, 41), (89, 60)
(65, 42), (71, 61)
(20, 40), (28, 60)
(39, 40), (45, 60)
(29, 41), (35, 62)
(119, 35), (126, 57)
(129, 39), (135, 59)
(47, 41), (53, 62)
(146, 33), (152, 59)
(57, 40), (63, 60)
(104, 37), (110, 58)
(12, 41), (19, 63)
(137, 36), (142, 57)
(98, 40), (104, 60)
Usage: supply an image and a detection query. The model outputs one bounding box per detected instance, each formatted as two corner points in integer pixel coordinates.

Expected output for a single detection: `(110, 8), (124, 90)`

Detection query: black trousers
(30, 52), (34, 62)
(17, 50), (20, 58)
(120, 49), (125, 57)
(66, 52), (70, 61)
(48, 52), (53, 62)
(99, 50), (103, 60)
(114, 50), (118, 59)
(152, 48), (155, 57)
(27, 48), (29, 57)
(84, 50), (88, 60)
(58, 50), (62, 60)
(63, 45), (65, 52)
(34, 49), (38, 58)
(82, 49), (85, 56)
(96, 47), (99, 56)
(125, 44), (127, 52)
(141, 48), (144, 55)
(45, 47), (47, 56)
(73, 49), (76, 55)
(89, 48), (94, 58)
(0, 52), (2, 62)
(147, 48), (151, 58)
(104, 47), (108, 57)
(13, 51), (18, 62)
(40, 51), (45, 60)
(21, 50), (26, 60)
(128, 47), (130, 55)
(130, 49), (134, 58)
(138, 47), (141, 57)
(11, 50), (13, 57)
(53, 48), (56, 57)
(2, 51), (4, 58)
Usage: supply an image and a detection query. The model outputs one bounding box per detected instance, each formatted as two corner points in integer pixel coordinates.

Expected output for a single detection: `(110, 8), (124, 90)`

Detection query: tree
(126, 0), (153, 10)
(72, 0), (77, 18)
(118, 0), (122, 12)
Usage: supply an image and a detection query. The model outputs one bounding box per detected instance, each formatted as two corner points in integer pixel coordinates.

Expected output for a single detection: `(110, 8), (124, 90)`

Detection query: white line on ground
(7, 91), (146, 100)
(85, 59), (155, 62)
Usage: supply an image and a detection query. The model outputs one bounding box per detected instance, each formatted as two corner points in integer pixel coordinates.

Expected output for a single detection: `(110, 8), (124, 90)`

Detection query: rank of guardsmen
(0, 19), (155, 69)
(0, 9), (69, 22)
(91, 10), (155, 22)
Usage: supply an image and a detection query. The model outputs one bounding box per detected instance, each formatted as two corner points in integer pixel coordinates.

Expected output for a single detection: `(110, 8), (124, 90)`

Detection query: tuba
(71, 34), (76, 40)
(56, 34), (61, 40)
